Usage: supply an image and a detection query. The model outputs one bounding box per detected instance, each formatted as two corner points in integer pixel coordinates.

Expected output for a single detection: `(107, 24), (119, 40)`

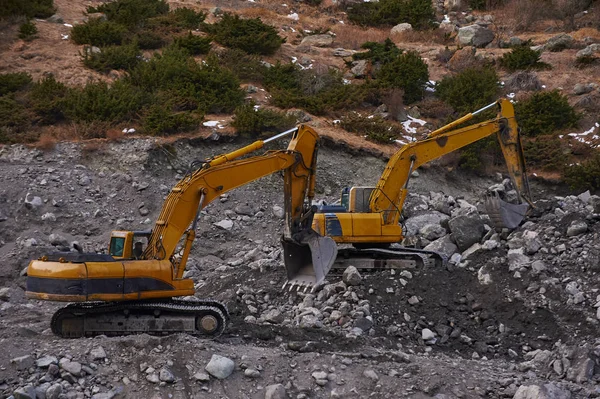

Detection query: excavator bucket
(485, 193), (529, 230)
(281, 231), (337, 290)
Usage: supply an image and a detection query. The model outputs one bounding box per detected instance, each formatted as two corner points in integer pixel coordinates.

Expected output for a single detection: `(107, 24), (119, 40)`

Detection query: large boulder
(513, 383), (572, 399)
(424, 235), (458, 257)
(205, 354), (235, 379)
(542, 34), (574, 52)
(404, 211), (449, 237)
(391, 23), (412, 35)
(457, 25), (494, 48)
(448, 214), (485, 251)
(576, 43), (600, 59)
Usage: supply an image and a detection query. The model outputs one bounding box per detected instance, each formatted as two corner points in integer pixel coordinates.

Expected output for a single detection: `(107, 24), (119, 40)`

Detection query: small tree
(377, 50), (429, 104)
(435, 67), (499, 114)
(203, 13), (285, 55)
(499, 45), (550, 72)
(19, 20), (38, 41)
(515, 90), (580, 136)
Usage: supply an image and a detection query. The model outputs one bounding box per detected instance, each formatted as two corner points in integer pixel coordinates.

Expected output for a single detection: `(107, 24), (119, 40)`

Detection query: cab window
(109, 237), (125, 257)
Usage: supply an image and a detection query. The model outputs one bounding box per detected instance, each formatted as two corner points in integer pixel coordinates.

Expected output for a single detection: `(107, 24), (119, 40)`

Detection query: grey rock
(531, 260), (547, 273)
(342, 266), (362, 286)
(350, 60), (368, 77)
(0, 287), (10, 301)
(37, 355), (58, 368)
(420, 223), (447, 240)
(78, 175), (91, 186)
(391, 23), (412, 34)
(244, 368), (260, 378)
(11, 355), (34, 371)
(159, 367), (175, 383)
(543, 34), (574, 51)
(354, 317), (373, 331)
(193, 371), (210, 382)
(513, 383), (572, 399)
(90, 346), (106, 360)
(457, 24), (494, 47)
(265, 384), (287, 399)
(424, 235), (458, 257)
(300, 34), (334, 47)
(333, 48), (354, 57)
(205, 354), (235, 379)
(363, 369), (379, 381)
(48, 233), (68, 246)
(448, 214), (485, 251)
(46, 14), (64, 23)
(262, 309), (284, 324)
(272, 205), (284, 218)
(13, 384), (36, 399)
(24, 193), (43, 209)
(405, 212), (449, 236)
(588, 195), (600, 213)
(576, 43), (600, 59)
(61, 360), (82, 376)
(574, 83), (594, 95)
(146, 373), (160, 383)
(422, 328), (436, 340)
(214, 219), (233, 230)
(235, 204), (254, 216)
(566, 221), (587, 236)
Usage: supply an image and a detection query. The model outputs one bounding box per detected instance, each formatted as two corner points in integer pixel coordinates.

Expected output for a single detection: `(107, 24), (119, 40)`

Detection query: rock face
(457, 25), (494, 47)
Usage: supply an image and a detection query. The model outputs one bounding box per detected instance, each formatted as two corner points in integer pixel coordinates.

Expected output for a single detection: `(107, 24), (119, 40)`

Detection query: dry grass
(331, 25), (389, 50)
(106, 128), (125, 141)
(34, 132), (57, 151)
(571, 27), (600, 41)
(391, 29), (453, 46)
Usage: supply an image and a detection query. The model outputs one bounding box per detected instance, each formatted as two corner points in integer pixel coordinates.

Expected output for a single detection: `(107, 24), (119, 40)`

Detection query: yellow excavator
(26, 98), (530, 337)
(302, 98), (532, 281)
(26, 125), (337, 337)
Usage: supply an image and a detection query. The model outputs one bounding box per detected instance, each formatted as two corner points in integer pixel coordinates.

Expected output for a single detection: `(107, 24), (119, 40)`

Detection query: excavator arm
(372, 98), (531, 227)
(142, 125), (334, 278)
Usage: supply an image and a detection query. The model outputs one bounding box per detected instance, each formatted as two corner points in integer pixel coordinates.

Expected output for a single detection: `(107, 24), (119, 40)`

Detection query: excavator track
(329, 246), (447, 276)
(51, 299), (229, 339)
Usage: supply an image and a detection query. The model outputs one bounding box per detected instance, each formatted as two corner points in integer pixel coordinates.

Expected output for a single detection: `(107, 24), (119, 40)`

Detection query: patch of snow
(332, 120), (341, 124)
(542, 85), (546, 88)
(203, 121), (220, 127)
(291, 56), (298, 64)
(287, 13), (299, 21)
(339, 20), (344, 24)
(61, 34), (69, 40)
(343, 78), (351, 85)
(63, 23), (73, 27)
(426, 80), (436, 92)
(290, 27), (296, 32)
(401, 116), (427, 135)
(253, 105), (260, 111)
(507, 92), (516, 99)
(443, 15), (450, 23)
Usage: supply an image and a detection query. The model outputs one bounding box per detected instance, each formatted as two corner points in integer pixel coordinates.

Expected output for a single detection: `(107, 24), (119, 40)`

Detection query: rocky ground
(0, 134), (599, 399)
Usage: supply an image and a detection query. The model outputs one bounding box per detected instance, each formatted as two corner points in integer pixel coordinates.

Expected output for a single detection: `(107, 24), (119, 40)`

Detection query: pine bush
(515, 90), (580, 136)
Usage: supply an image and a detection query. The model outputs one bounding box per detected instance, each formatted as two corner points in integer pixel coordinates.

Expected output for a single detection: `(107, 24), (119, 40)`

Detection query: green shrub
(347, 0), (434, 30)
(18, 20), (38, 41)
(142, 105), (200, 135)
(203, 13), (285, 55)
(0, 72), (32, 96)
(174, 32), (211, 55)
(377, 50), (429, 104)
(88, 0), (169, 26)
(0, 0), (55, 18)
(515, 90), (580, 136)
(341, 112), (403, 143)
(564, 152), (600, 191)
(231, 103), (296, 136)
(29, 75), (68, 124)
(522, 135), (566, 170)
(265, 63), (367, 115)
(150, 7), (206, 29)
(215, 48), (268, 82)
(133, 30), (166, 49)
(0, 95), (29, 131)
(82, 43), (141, 72)
(71, 18), (127, 46)
(353, 39), (403, 64)
(435, 67), (499, 114)
(128, 48), (244, 113)
(499, 45), (551, 72)
(64, 80), (148, 123)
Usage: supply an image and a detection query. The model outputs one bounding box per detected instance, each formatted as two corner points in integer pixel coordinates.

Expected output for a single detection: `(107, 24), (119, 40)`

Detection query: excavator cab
(108, 230), (151, 259)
